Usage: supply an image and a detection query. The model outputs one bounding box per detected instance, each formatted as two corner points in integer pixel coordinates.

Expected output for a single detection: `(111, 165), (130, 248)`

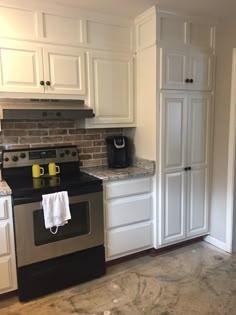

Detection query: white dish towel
(42, 191), (71, 234)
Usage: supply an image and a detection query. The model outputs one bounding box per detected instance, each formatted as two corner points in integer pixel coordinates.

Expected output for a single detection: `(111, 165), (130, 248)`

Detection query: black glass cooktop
(5, 171), (102, 203)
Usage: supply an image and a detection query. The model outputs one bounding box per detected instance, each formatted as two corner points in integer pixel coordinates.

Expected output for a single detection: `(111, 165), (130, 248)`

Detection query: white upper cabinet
(43, 47), (85, 95)
(0, 3), (133, 52)
(0, 42), (44, 93)
(157, 12), (215, 50)
(161, 47), (214, 91)
(0, 41), (86, 96)
(86, 51), (134, 127)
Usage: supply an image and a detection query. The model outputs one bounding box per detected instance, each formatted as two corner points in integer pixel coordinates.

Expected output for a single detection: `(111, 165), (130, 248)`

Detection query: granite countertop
(0, 180), (12, 196)
(82, 158), (155, 181)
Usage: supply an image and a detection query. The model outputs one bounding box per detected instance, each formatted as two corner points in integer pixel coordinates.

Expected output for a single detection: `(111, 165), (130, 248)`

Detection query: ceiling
(46, 0), (236, 19)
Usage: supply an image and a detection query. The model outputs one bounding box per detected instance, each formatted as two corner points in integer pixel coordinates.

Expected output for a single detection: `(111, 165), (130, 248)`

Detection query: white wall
(210, 18), (236, 244)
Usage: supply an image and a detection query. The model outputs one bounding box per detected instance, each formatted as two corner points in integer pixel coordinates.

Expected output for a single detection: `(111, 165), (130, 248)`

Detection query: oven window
(33, 201), (90, 246)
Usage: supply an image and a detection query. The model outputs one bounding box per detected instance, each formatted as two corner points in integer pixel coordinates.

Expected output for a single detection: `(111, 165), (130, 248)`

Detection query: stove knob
(60, 153), (65, 158)
(65, 150), (70, 155)
(4, 157), (9, 162)
(20, 153), (26, 159)
(72, 151), (77, 157)
(12, 155), (18, 162)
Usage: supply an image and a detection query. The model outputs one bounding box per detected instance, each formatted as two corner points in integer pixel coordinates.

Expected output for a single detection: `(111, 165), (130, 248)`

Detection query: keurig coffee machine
(106, 136), (130, 168)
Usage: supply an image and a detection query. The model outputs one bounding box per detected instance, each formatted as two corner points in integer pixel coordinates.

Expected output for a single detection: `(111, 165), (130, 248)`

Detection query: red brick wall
(0, 120), (123, 167)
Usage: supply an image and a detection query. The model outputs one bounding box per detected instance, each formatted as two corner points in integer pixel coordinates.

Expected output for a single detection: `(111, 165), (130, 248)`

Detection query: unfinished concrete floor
(0, 241), (236, 315)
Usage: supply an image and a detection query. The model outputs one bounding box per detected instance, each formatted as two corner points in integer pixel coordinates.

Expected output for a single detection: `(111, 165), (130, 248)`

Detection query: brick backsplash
(0, 120), (124, 167)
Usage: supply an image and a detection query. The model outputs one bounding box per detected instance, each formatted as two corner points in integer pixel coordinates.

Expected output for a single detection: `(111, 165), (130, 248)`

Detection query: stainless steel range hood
(0, 99), (95, 120)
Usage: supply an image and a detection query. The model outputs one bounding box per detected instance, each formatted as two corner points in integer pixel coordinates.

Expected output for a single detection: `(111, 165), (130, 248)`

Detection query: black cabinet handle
(189, 79), (193, 83)
(184, 166), (192, 171)
(185, 78), (190, 83)
(40, 80), (45, 86)
(46, 81), (51, 86)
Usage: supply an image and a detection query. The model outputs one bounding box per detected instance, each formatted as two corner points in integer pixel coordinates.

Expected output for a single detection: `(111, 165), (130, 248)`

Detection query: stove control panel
(3, 146), (79, 168)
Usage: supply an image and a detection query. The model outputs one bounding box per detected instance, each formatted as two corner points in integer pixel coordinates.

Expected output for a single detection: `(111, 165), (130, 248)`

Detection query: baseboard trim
(149, 236), (204, 257)
(204, 235), (229, 252)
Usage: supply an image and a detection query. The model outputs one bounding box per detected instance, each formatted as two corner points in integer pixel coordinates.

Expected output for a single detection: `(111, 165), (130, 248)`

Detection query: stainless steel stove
(3, 145), (105, 302)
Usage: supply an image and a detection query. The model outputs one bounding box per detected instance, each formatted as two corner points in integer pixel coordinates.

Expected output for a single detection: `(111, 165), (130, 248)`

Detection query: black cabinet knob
(40, 80), (45, 86)
(4, 157), (9, 162)
(20, 153), (26, 159)
(46, 81), (51, 86)
(189, 79), (193, 83)
(184, 166), (192, 171)
(56, 112), (62, 117)
(185, 78), (190, 83)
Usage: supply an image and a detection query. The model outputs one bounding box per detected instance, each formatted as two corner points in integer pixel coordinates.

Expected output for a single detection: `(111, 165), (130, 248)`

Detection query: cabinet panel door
(161, 93), (187, 171)
(188, 50), (213, 91)
(0, 43), (44, 93)
(43, 47), (86, 95)
(0, 222), (9, 256)
(87, 51), (134, 124)
(0, 257), (12, 292)
(160, 47), (188, 90)
(162, 172), (186, 244)
(188, 22), (215, 49)
(188, 94), (211, 167)
(187, 168), (208, 237)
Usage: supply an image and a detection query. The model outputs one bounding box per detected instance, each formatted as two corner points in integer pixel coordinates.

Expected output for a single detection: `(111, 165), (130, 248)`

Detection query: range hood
(0, 99), (95, 120)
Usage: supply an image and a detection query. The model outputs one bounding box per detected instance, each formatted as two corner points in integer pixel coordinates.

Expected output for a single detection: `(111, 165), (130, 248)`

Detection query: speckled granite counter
(82, 158), (155, 181)
(0, 181), (12, 196)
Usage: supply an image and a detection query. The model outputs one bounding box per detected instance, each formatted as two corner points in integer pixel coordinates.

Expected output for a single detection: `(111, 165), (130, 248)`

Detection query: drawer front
(0, 199), (8, 220)
(105, 177), (152, 199)
(106, 195), (152, 228)
(0, 257), (12, 292)
(106, 222), (153, 258)
(0, 222), (9, 256)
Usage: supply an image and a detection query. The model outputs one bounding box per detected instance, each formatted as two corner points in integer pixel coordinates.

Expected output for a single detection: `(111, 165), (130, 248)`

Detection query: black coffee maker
(106, 136), (130, 168)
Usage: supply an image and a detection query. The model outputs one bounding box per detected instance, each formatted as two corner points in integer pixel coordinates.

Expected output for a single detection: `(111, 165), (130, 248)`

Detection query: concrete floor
(0, 241), (236, 315)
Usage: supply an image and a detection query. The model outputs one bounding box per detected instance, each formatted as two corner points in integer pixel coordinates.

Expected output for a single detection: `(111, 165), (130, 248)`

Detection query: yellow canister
(48, 163), (60, 176)
(32, 164), (44, 178)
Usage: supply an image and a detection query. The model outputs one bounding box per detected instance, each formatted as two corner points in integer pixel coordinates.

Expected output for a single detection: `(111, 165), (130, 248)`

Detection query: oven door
(13, 192), (104, 267)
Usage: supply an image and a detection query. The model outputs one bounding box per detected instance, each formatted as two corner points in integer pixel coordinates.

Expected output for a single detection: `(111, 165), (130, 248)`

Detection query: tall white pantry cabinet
(134, 7), (216, 247)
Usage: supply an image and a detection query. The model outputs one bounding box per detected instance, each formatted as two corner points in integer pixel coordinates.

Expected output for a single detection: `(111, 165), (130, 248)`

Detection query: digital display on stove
(29, 149), (56, 160)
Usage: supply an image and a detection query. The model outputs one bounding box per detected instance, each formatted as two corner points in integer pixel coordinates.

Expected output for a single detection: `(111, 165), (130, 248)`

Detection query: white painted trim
(204, 235), (229, 252)
(225, 48), (236, 254)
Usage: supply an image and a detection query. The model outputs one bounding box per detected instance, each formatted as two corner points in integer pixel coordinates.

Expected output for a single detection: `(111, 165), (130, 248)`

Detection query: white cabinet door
(43, 47), (86, 95)
(87, 51), (134, 125)
(161, 47), (188, 90)
(186, 94), (211, 237)
(188, 49), (213, 91)
(160, 92), (210, 245)
(161, 47), (213, 91)
(161, 93), (187, 244)
(0, 42), (44, 93)
(0, 257), (12, 292)
(0, 196), (17, 294)
(162, 172), (186, 243)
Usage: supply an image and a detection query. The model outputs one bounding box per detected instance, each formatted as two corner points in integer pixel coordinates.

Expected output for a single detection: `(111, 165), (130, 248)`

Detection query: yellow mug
(32, 164), (44, 178)
(48, 163), (60, 176)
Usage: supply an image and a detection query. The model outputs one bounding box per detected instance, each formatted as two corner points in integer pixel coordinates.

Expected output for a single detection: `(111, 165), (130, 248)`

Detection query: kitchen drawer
(0, 222), (9, 256)
(106, 222), (153, 258)
(0, 199), (8, 220)
(104, 177), (152, 199)
(106, 195), (152, 228)
(0, 257), (12, 291)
